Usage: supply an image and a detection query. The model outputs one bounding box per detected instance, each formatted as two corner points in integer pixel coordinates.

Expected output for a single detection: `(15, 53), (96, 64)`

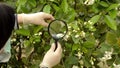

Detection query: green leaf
(33, 36), (40, 42)
(109, 9), (117, 19)
(28, 0), (36, 7)
(106, 31), (117, 45)
(52, 3), (60, 11)
(89, 14), (101, 25)
(16, 0), (27, 12)
(71, 34), (80, 44)
(70, 21), (79, 30)
(99, 43), (112, 53)
(33, 26), (43, 34)
(83, 34), (96, 48)
(82, 47), (88, 53)
(86, 34), (95, 41)
(107, 4), (119, 11)
(99, 1), (109, 7)
(104, 15), (117, 30)
(24, 40), (31, 47)
(83, 41), (95, 49)
(15, 29), (30, 36)
(72, 44), (79, 51)
(18, 0), (27, 5)
(21, 6), (30, 13)
(65, 56), (78, 65)
(54, 9), (64, 19)
(17, 5), (21, 13)
(92, 4), (100, 13)
(61, 0), (69, 13)
(24, 41), (34, 57)
(64, 8), (76, 22)
(82, 56), (92, 67)
(43, 5), (51, 13)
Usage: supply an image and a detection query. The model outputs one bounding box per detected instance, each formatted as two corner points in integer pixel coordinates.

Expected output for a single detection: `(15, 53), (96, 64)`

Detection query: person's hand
(40, 43), (62, 68)
(19, 12), (54, 27)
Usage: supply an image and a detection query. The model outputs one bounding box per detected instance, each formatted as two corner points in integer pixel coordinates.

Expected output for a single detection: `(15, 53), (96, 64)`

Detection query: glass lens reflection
(49, 20), (67, 40)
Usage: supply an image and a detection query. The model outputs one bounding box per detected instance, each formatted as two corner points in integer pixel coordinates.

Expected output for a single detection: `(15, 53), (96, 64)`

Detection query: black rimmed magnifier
(48, 20), (68, 51)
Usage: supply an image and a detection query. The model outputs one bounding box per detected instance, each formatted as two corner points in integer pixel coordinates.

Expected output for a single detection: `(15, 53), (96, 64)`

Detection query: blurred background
(0, 0), (120, 68)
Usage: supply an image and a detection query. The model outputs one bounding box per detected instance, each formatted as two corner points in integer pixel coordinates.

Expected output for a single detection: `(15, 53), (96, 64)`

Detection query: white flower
(34, 32), (42, 36)
(80, 31), (85, 38)
(73, 30), (77, 32)
(50, 0), (54, 1)
(64, 32), (70, 41)
(79, 60), (84, 65)
(113, 63), (120, 68)
(104, 51), (112, 59)
(64, 35), (69, 40)
(34, 33), (38, 36)
(38, 32), (42, 35)
(90, 26), (94, 29)
(88, 21), (93, 25)
(95, 39), (99, 45)
(11, 38), (16, 42)
(84, 0), (95, 5)
(68, 25), (71, 29)
(56, 33), (64, 38)
(75, 35), (79, 38)
(84, 22), (87, 25)
(75, 52), (82, 59)
(99, 49), (113, 61)
(72, 65), (79, 68)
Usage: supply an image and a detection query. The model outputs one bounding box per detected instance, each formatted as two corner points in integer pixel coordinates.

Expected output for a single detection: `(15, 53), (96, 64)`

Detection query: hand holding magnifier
(48, 20), (68, 51)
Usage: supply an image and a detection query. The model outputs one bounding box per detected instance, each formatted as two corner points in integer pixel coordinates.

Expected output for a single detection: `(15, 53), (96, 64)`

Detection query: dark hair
(0, 3), (15, 50)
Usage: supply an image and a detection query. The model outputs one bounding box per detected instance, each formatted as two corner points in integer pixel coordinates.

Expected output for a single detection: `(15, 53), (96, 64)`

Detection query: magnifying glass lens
(48, 20), (68, 51)
(49, 20), (67, 40)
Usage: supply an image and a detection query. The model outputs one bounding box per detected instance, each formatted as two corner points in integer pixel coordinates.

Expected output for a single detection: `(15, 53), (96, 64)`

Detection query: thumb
(55, 43), (62, 54)
(49, 43), (56, 52)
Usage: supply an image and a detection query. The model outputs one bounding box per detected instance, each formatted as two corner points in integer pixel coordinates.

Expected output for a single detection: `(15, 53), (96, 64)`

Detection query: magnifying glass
(48, 19), (68, 51)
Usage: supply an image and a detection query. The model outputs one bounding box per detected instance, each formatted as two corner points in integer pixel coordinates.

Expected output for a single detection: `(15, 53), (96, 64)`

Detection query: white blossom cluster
(34, 32), (42, 36)
(113, 63), (120, 68)
(84, 0), (95, 5)
(99, 49), (113, 62)
(75, 51), (83, 59)
(72, 65), (79, 68)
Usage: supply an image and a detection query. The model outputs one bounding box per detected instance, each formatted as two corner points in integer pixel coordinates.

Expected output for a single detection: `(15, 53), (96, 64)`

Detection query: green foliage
(1, 0), (120, 68)
(104, 15), (117, 30)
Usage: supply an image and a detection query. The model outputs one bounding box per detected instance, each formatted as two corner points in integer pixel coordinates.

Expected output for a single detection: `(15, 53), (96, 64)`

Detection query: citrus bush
(1, 0), (120, 68)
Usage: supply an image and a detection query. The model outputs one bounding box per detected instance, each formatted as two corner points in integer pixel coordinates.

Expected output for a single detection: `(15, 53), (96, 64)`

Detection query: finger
(49, 43), (56, 52)
(54, 42), (62, 54)
(40, 20), (49, 27)
(43, 13), (55, 20)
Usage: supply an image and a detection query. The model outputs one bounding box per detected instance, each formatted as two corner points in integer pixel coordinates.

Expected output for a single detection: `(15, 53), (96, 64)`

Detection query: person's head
(0, 3), (15, 50)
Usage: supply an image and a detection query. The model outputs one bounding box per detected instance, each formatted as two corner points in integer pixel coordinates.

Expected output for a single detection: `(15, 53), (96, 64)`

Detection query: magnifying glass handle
(54, 40), (58, 51)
